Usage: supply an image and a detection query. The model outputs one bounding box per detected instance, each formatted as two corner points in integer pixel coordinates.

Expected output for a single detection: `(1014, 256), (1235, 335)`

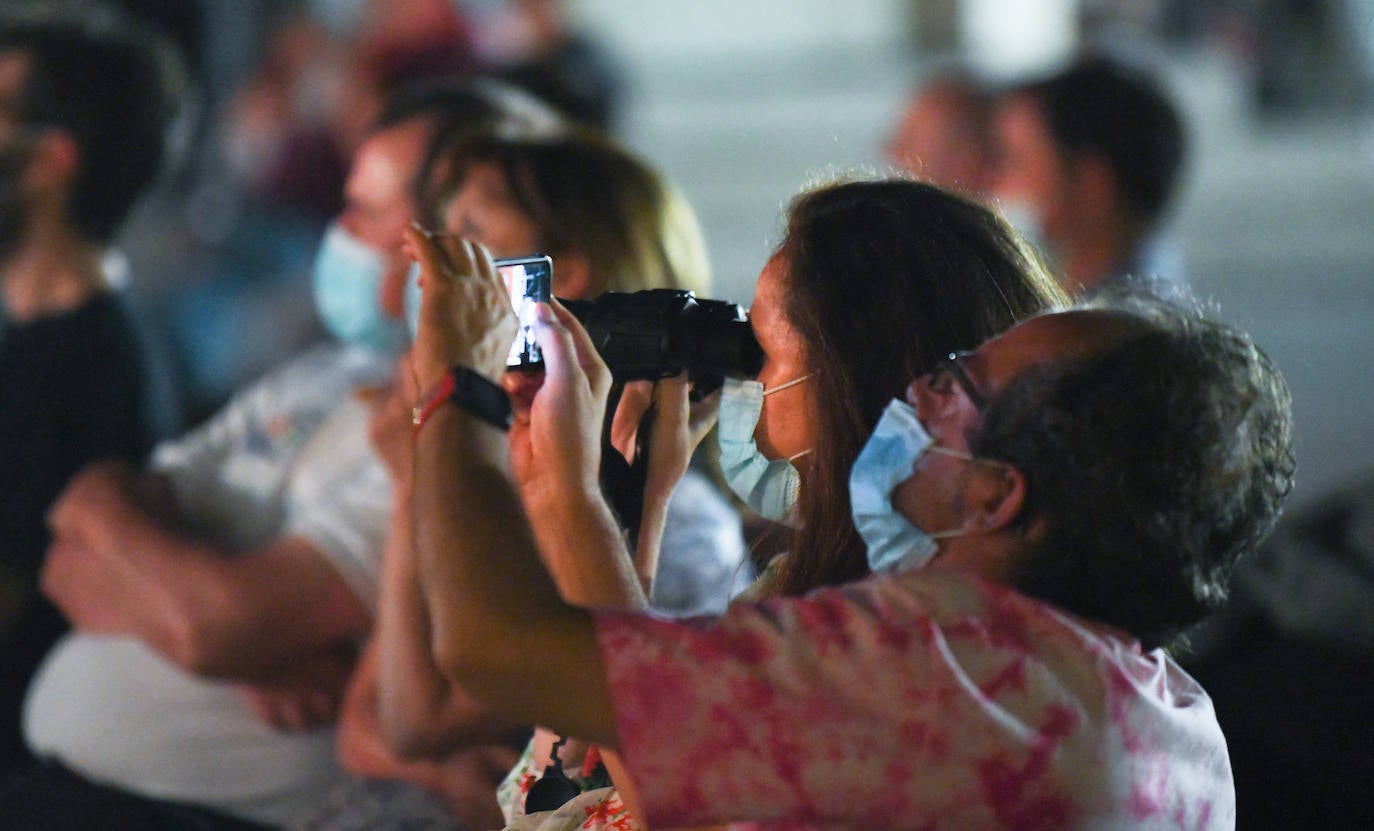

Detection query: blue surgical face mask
(312, 221), (407, 354)
(718, 375), (813, 524)
(849, 397), (975, 574)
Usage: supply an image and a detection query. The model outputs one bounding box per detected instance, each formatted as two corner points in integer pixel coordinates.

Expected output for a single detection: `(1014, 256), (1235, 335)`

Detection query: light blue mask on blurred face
(718, 375), (813, 525)
(403, 260), (423, 340)
(849, 397), (973, 574)
(312, 222), (407, 354)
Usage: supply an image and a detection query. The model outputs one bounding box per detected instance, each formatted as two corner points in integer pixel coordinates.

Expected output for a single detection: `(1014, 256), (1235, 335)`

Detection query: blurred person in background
(160, 0), (479, 424)
(0, 2), (183, 778)
(992, 53), (1188, 295)
(885, 65), (999, 200)
(166, 0), (624, 427)
(473, 0), (625, 130)
(0, 79), (557, 831)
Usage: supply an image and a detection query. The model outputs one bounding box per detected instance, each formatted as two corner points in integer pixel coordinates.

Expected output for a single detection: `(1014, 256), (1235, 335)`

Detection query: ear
(552, 252), (594, 300)
(962, 461), (1028, 534)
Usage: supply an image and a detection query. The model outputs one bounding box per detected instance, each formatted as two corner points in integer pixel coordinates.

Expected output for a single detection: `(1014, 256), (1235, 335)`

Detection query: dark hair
(1016, 54), (1186, 225)
(972, 289), (1296, 648)
(766, 177), (1069, 597)
(0, 5), (184, 242)
(374, 77), (564, 219)
(427, 128), (710, 296)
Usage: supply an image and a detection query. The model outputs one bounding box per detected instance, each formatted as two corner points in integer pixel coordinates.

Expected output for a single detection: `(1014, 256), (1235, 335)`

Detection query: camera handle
(597, 383), (651, 546)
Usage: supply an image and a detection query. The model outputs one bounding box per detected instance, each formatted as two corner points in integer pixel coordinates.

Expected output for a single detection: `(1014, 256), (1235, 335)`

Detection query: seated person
(885, 65), (998, 199)
(0, 5), (180, 775)
(317, 127), (752, 830)
(0, 78), (559, 830)
(404, 227), (1295, 830)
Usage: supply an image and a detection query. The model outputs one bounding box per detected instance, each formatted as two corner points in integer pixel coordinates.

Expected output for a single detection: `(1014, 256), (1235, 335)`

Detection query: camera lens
(563, 289), (763, 382)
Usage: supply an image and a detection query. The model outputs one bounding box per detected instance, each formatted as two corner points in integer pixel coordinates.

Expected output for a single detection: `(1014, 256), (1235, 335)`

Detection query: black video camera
(562, 289), (763, 394)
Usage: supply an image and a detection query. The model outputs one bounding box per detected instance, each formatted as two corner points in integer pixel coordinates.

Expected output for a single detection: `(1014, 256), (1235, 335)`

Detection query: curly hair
(763, 176), (1068, 597)
(971, 291), (1296, 648)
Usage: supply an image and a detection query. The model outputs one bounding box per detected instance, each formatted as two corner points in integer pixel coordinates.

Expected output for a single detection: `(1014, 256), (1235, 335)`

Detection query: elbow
(378, 704), (449, 761)
(430, 633), (509, 716)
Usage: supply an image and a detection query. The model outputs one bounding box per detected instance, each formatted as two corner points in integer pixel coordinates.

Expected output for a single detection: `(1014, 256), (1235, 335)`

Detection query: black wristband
(413, 366), (513, 433)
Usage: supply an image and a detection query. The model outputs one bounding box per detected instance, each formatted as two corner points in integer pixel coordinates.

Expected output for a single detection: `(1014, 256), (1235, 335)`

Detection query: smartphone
(496, 255), (553, 370)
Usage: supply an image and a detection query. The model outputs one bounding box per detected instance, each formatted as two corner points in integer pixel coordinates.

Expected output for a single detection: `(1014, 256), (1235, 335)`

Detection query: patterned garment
(497, 736), (642, 831)
(595, 569), (1234, 830)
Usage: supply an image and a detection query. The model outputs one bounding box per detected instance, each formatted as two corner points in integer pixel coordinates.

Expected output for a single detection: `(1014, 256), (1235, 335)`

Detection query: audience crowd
(0, 1), (1358, 829)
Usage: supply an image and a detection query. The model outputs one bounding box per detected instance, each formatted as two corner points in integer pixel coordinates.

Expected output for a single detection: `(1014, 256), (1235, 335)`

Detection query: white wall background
(560, 1), (1374, 508)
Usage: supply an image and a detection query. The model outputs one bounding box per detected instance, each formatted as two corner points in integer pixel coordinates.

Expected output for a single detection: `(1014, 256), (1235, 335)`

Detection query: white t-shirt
(24, 342), (394, 827)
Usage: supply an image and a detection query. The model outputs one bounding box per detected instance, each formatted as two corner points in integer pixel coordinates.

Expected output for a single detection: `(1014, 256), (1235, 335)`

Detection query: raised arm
(406, 228), (619, 746)
(371, 424), (526, 756)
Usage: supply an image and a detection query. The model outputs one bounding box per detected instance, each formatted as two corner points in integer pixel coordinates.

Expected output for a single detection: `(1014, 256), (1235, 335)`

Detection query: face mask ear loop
(762, 372), (813, 397)
(923, 448), (1010, 540)
(923, 445), (975, 463)
(927, 528), (969, 540)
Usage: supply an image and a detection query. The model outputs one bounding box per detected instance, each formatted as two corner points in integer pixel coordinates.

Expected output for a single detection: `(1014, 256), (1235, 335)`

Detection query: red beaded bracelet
(412, 366), (513, 436)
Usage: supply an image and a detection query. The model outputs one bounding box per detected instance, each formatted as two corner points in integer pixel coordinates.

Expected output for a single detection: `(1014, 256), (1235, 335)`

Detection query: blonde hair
(428, 127), (711, 298)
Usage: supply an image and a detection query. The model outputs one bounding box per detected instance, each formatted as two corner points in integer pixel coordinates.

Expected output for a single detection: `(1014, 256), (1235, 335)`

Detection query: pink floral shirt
(594, 569), (1234, 830)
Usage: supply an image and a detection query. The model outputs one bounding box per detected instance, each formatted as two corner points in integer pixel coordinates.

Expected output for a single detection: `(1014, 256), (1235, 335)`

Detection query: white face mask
(849, 398), (975, 574)
(718, 375), (813, 524)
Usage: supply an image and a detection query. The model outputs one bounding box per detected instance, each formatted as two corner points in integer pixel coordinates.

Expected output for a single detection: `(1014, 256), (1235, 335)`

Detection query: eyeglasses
(934, 351), (987, 411)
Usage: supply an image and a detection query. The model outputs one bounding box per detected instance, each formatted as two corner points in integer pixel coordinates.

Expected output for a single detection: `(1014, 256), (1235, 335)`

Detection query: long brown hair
(762, 176), (1068, 597)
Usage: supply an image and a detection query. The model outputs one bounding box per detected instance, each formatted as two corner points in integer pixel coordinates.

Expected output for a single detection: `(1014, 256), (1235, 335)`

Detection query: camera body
(563, 289), (763, 388)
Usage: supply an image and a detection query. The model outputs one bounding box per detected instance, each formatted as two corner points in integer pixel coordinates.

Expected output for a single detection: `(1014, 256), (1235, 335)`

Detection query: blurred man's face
(885, 86), (990, 198)
(0, 49), (35, 263)
(337, 117), (430, 317)
(992, 95), (1073, 247)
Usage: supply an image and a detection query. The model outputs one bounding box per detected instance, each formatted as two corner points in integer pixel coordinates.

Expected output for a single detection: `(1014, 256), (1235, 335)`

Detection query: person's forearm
(63, 483), (366, 679)
(631, 493), (672, 598)
(117, 524), (368, 679)
(376, 485), (523, 757)
(524, 482), (648, 610)
(413, 405), (617, 745)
